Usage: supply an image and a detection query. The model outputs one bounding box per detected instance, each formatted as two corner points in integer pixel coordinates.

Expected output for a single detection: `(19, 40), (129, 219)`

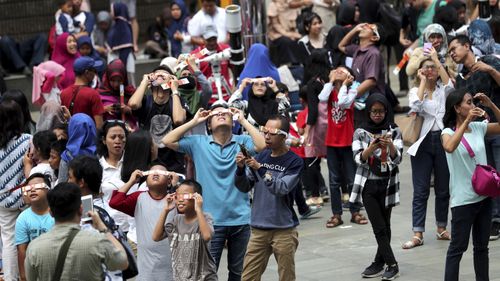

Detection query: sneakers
(490, 222), (500, 241)
(381, 264), (399, 280)
(301, 205), (321, 219)
(361, 262), (384, 278)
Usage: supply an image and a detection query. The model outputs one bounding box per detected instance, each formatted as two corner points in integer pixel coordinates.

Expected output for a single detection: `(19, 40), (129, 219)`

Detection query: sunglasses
(175, 193), (194, 200)
(142, 170), (171, 176)
(259, 126), (288, 136)
(210, 109), (233, 117)
(22, 183), (49, 196)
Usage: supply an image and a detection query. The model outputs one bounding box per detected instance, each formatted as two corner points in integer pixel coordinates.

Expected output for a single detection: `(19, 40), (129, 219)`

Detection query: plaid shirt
(349, 127), (404, 208)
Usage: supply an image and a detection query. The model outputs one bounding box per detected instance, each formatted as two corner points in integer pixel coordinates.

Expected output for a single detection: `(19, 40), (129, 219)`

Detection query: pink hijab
(32, 61), (66, 106)
(52, 33), (80, 89)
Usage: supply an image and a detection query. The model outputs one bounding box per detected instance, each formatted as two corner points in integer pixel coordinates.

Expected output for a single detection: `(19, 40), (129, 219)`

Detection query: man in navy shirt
(235, 115), (303, 281)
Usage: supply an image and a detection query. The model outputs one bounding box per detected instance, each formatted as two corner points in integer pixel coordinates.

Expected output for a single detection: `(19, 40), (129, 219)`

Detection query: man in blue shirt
(235, 115), (303, 281)
(162, 104), (265, 280)
(15, 173), (55, 281)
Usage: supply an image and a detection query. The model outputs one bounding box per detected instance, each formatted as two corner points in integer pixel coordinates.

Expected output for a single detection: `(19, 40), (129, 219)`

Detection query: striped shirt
(0, 134), (31, 209)
(349, 127), (403, 208)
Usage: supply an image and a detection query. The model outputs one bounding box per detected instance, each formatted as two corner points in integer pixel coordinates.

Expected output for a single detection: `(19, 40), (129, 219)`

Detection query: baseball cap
(203, 25), (218, 40)
(73, 57), (104, 75)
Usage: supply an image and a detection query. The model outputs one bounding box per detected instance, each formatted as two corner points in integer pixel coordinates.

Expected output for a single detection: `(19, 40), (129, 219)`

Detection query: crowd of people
(0, 0), (499, 280)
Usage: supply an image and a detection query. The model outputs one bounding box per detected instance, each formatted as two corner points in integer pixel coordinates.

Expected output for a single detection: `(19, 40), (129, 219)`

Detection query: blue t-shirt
(178, 134), (255, 226)
(15, 208), (55, 245)
(442, 122), (488, 208)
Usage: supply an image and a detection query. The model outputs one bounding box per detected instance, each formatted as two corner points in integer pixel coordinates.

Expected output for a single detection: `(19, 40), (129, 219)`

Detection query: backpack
(376, 2), (402, 46)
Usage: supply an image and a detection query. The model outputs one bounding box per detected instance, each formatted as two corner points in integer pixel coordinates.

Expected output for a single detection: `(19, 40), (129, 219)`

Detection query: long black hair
(121, 130), (154, 182)
(96, 120), (128, 158)
(0, 99), (24, 149)
(2, 89), (35, 134)
(443, 88), (468, 129)
(303, 48), (331, 84)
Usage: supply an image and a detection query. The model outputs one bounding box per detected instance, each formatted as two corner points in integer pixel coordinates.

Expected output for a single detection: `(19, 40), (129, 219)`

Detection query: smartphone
(81, 195), (93, 223)
(239, 143), (250, 158)
(424, 43), (432, 53)
(473, 97), (481, 106)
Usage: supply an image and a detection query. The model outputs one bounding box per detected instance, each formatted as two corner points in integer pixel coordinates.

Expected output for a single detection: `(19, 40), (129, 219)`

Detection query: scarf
(469, 19), (500, 56)
(423, 24), (449, 63)
(52, 33), (80, 89)
(62, 113), (97, 162)
(32, 61), (65, 106)
(248, 86), (279, 127)
(360, 93), (397, 134)
(167, 0), (189, 58)
(94, 11), (112, 46)
(176, 69), (200, 115)
(36, 101), (65, 132)
(237, 43), (280, 100)
(99, 59), (135, 97)
(108, 3), (134, 66)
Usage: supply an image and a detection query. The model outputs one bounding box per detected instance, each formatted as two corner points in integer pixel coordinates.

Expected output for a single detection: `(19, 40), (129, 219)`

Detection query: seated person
(0, 34), (47, 75)
(92, 11), (112, 59)
(77, 35), (105, 76)
(144, 8), (170, 59)
(55, 0), (81, 36)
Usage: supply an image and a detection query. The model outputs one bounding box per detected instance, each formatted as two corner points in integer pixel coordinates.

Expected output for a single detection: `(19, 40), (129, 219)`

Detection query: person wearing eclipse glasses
(162, 104), (265, 280)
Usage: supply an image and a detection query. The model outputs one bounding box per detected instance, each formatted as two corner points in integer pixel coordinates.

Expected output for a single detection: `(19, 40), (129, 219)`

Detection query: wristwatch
(172, 91), (180, 96)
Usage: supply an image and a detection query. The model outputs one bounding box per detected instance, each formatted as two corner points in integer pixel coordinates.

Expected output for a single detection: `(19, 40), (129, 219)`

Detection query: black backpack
(376, 2), (402, 46)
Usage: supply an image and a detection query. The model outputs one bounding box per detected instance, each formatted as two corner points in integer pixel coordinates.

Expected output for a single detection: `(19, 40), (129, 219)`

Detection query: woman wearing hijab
(326, 2), (357, 68)
(350, 93), (403, 280)
(32, 61), (66, 106)
(93, 11), (112, 59)
(107, 2), (135, 87)
(36, 101), (66, 132)
(57, 113), (97, 182)
(52, 32), (79, 89)
(168, 0), (192, 58)
(98, 59), (137, 130)
(237, 43), (280, 100)
(468, 19), (500, 57)
(407, 24), (457, 80)
(175, 55), (211, 117)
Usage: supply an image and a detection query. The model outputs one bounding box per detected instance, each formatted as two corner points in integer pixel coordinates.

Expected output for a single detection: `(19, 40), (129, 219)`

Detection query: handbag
(461, 137), (500, 197)
(53, 228), (80, 281)
(394, 112), (424, 146)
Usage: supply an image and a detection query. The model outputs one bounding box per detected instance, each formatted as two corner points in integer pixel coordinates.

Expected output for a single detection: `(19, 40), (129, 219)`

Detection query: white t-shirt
(187, 7), (227, 43)
(29, 163), (56, 188)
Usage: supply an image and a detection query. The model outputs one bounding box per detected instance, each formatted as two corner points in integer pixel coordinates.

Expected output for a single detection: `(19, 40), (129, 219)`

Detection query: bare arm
(355, 79), (377, 97)
(94, 115), (103, 130)
(194, 193), (212, 242)
(18, 244), (28, 281)
(163, 108), (211, 151)
(238, 115), (266, 152)
(338, 24), (363, 54)
(129, 75), (149, 110)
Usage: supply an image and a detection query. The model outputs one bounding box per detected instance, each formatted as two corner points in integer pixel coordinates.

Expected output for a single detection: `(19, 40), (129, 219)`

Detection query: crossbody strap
(69, 86), (84, 115)
(460, 137), (476, 159)
(53, 228), (79, 281)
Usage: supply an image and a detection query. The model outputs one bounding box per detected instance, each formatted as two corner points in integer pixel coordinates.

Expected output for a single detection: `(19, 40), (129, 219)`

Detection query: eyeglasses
(369, 110), (387, 116)
(259, 126), (288, 136)
(175, 193), (194, 200)
(367, 24), (380, 39)
(422, 65), (437, 70)
(22, 183), (49, 196)
(142, 170), (171, 176)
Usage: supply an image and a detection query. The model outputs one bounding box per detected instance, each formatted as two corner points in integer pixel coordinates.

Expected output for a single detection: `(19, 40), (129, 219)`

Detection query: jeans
(485, 135), (500, 223)
(326, 146), (360, 215)
(0, 34), (47, 71)
(362, 179), (397, 266)
(211, 225), (251, 281)
(241, 228), (299, 281)
(0, 208), (21, 281)
(411, 131), (450, 232)
(444, 198), (491, 281)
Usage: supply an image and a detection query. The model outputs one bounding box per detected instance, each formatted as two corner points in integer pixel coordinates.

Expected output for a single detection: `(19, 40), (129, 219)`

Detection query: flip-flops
(402, 236), (424, 249)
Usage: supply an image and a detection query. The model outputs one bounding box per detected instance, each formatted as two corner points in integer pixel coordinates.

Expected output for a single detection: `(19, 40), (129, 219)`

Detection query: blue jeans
(485, 135), (500, 223)
(326, 146), (360, 215)
(211, 225), (251, 281)
(410, 131), (450, 232)
(0, 34), (47, 71)
(444, 198), (491, 281)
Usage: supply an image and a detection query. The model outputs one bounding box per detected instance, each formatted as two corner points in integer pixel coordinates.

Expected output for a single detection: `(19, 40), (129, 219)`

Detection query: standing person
(32, 61), (66, 106)
(350, 93), (403, 280)
(22, 131), (58, 185)
(52, 33), (80, 89)
(187, 0), (227, 46)
(60, 57), (105, 128)
(403, 55), (453, 249)
(235, 115), (302, 281)
(175, 55), (212, 117)
(318, 66), (368, 228)
(24, 183), (128, 281)
(110, 0), (139, 53)
(162, 105), (266, 280)
(0, 99), (31, 281)
(110, 162), (177, 281)
(168, 0), (192, 58)
(15, 173), (54, 281)
(93, 11), (112, 60)
(152, 180), (218, 281)
(441, 89), (500, 281)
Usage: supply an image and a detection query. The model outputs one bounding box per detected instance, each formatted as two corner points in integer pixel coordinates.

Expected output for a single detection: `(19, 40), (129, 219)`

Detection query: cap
(73, 57), (104, 75)
(202, 25), (218, 40)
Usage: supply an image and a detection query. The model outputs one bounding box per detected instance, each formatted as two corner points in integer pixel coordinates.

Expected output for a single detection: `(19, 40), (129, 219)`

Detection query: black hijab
(361, 93), (397, 134)
(248, 87), (279, 127)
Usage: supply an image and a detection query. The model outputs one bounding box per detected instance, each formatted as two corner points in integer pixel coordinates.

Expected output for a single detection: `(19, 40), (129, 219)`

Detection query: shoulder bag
(395, 112), (424, 146)
(52, 228), (79, 281)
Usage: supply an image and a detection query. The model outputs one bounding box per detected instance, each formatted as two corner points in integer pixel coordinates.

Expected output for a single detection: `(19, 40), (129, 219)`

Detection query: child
(152, 180), (218, 281)
(23, 130), (57, 186)
(77, 35), (105, 76)
(49, 139), (67, 185)
(350, 93), (403, 280)
(318, 66), (368, 228)
(109, 161), (176, 281)
(15, 173), (55, 281)
(55, 0), (80, 36)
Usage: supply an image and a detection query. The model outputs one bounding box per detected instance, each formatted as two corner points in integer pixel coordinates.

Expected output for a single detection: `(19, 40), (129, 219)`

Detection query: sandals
(437, 230), (451, 240)
(402, 236), (424, 249)
(350, 212), (368, 225)
(326, 215), (343, 228)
